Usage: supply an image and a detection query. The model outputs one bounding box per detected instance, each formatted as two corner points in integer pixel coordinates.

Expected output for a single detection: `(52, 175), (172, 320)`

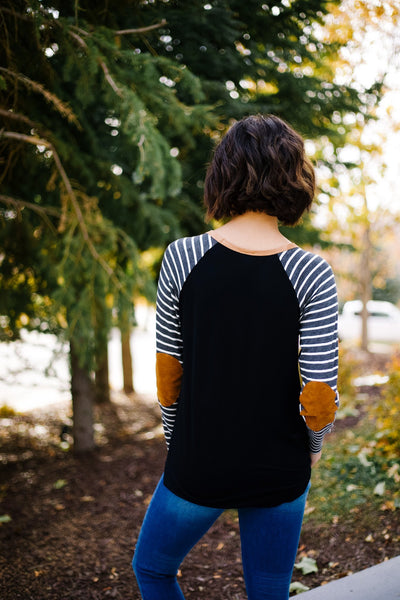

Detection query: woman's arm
(310, 450), (322, 467)
(155, 244), (183, 448)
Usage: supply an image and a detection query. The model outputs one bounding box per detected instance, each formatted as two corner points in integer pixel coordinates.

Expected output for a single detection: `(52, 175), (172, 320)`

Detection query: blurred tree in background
(0, 0), (382, 450)
(307, 0), (400, 314)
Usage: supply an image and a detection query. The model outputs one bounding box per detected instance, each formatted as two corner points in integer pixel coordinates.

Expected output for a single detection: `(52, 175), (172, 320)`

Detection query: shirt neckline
(207, 231), (298, 256)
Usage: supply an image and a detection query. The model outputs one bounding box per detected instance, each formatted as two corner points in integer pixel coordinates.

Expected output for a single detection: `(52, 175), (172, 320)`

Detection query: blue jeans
(132, 476), (310, 600)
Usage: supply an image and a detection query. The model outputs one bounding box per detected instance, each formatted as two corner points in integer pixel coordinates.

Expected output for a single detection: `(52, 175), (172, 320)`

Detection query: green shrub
(374, 354), (400, 456)
(336, 346), (361, 407)
(0, 405), (16, 418)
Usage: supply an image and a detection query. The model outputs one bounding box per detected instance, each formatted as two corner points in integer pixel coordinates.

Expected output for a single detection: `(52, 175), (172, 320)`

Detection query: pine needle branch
(70, 25), (90, 37)
(1, 130), (123, 290)
(115, 19), (167, 35)
(1, 131), (50, 147)
(0, 67), (81, 129)
(0, 7), (32, 21)
(98, 59), (123, 97)
(68, 30), (88, 49)
(0, 8), (166, 37)
(0, 194), (60, 217)
(0, 108), (49, 134)
(64, 31), (123, 98)
(0, 194), (59, 232)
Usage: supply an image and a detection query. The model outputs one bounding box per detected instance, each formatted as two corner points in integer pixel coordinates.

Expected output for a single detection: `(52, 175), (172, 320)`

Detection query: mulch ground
(1, 370), (399, 600)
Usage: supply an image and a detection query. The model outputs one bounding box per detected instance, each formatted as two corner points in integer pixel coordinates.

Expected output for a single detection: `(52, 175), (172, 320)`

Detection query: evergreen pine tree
(0, 0), (381, 450)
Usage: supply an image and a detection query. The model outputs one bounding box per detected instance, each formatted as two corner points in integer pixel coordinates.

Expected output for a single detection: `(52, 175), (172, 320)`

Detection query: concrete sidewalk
(298, 555), (400, 599)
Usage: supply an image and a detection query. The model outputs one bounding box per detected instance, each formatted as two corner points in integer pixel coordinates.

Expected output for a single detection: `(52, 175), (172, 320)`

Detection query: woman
(132, 114), (339, 600)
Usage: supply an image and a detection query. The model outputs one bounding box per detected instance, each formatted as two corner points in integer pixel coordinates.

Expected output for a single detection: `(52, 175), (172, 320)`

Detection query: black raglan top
(155, 232), (339, 508)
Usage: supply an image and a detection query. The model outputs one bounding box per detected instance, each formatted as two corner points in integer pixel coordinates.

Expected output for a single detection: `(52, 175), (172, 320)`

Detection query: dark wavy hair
(204, 114), (315, 226)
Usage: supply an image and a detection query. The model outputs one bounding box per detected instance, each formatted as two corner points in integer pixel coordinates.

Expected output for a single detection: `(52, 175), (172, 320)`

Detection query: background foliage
(374, 354), (400, 456)
(0, 0), (386, 447)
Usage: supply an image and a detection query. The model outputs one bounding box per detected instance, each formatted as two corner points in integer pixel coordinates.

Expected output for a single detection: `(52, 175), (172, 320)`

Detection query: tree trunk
(360, 219), (372, 352)
(95, 337), (110, 403)
(70, 342), (95, 453)
(121, 327), (134, 394)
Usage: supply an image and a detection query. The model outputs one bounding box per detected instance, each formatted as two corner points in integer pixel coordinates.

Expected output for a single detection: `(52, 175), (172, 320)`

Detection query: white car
(338, 300), (400, 343)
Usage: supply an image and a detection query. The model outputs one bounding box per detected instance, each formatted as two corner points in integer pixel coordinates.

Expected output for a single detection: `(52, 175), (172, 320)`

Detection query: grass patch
(0, 404), (17, 418)
(305, 419), (400, 526)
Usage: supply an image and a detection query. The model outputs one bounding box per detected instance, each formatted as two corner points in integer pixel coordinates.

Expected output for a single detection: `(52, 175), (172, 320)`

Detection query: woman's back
(157, 231), (338, 507)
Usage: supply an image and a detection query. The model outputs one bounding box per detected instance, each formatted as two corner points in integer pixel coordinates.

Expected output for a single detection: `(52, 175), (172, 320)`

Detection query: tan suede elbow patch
(300, 381), (337, 432)
(156, 352), (183, 407)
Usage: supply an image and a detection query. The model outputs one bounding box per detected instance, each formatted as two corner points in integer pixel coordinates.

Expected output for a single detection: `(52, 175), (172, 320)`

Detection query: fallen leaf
(373, 482), (386, 496)
(53, 479), (68, 490)
(294, 556), (318, 575)
(357, 451), (372, 467)
(380, 501), (395, 511)
(55, 504), (65, 511)
(347, 484), (360, 492)
(0, 514), (12, 524)
(387, 463), (400, 482)
(81, 496), (95, 502)
(216, 542), (224, 550)
(289, 581), (310, 594)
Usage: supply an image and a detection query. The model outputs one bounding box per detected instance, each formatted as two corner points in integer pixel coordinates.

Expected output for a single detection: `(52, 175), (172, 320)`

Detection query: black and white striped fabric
(279, 247), (339, 452)
(156, 234), (216, 446)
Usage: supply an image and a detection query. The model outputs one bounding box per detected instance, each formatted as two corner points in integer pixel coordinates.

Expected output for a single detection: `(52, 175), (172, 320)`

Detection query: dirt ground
(1, 373), (399, 600)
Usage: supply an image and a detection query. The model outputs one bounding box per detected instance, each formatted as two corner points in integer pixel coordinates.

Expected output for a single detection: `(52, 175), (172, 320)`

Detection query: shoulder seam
(166, 234), (217, 298)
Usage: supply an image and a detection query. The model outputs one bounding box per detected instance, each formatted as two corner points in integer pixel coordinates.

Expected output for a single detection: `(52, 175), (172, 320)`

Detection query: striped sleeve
(156, 244), (183, 360)
(156, 234), (216, 447)
(156, 243), (182, 448)
(280, 248), (339, 453)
